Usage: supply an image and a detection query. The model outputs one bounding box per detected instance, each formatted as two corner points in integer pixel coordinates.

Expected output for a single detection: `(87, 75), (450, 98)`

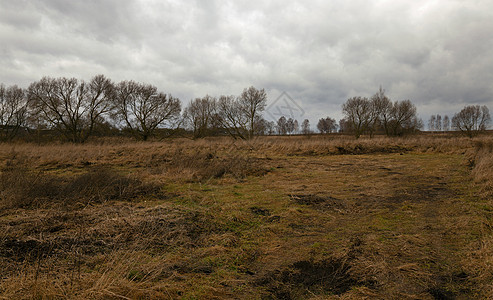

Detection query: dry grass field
(1, 135), (493, 299)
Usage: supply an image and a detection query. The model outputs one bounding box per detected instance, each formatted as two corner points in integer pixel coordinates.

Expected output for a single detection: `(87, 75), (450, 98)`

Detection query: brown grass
(461, 138), (493, 298)
(470, 139), (493, 196)
(0, 163), (162, 209)
(0, 134), (477, 167)
(1, 133), (492, 299)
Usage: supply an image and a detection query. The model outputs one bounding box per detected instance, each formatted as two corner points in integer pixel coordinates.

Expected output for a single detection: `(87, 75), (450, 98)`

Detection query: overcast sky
(1, 0), (492, 125)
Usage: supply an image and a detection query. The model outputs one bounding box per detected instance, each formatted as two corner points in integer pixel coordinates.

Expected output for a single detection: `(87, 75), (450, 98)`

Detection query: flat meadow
(1, 134), (493, 299)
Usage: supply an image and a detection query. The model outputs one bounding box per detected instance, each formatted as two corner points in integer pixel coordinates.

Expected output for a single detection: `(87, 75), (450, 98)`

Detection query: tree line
(274, 87), (491, 139)
(0, 75), (491, 142)
(428, 114), (451, 132)
(0, 75), (269, 142)
(428, 105), (491, 138)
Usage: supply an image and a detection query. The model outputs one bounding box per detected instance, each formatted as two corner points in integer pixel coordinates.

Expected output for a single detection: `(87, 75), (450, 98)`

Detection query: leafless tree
(0, 84), (29, 141)
(367, 87), (420, 136)
(414, 119), (424, 133)
(81, 74), (116, 139)
(452, 105), (491, 137)
(317, 117), (338, 134)
(276, 116), (287, 135)
(216, 95), (248, 139)
(301, 119), (311, 135)
(28, 75), (115, 143)
(443, 115), (450, 131)
(388, 100), (419, 136)
(338, 118), (350, 133)
(239, 86), (267, 139)
(316, 118), (324, 133)
(183, 95), (216, 139)
(286, 117), (295, 135)
(428, 115), (436, 132)
(342, 96), (373, 138)
(253, 116), (269, 135)
(114, 80), (181, 140)
(265, 121), (276, 135)
(435, 114), (442, 132)
(371, 87), (392, 135)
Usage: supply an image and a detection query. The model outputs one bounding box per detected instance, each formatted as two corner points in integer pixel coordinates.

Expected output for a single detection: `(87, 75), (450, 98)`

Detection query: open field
(1, 135), (493, 299)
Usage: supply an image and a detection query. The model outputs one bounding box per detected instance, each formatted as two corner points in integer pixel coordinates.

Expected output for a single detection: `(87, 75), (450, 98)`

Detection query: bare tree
(428, 115), (436, 132)
(277, 116), (287, 135)
(452, 105), (491, 137)
(443, 115), (450, 131)
(388, 100), (419, 136)
(317, 117), (337, 134)
(415, 117), (424, 132)
(253, 116), (269, 135)
(82, 74), (116, 139)
(114, 80), (181, 140)
(214, 87), (266, 139)
(435, 114), (442, 132)
(286, 117), (295, 135)
(338, 118), (350, 133)
(329, 118), (338, 133)
(317, 118), (324, 133)
(0, 84), (29, 141)
(301, 119), (311, 135)
(342, 96), (373, 138)
(216, 95), (248, 139)
(370, 87), (392, 135)
(239, 86), (267, 139)
(368, 87), (420, 136)
(293, 119), (299, 134)
(266, 121), (276, 135)
(28, 75), (115, 143)
(183, 95), (216, 139)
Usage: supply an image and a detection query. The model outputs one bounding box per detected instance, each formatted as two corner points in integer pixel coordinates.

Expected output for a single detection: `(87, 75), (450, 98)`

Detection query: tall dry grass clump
(470, 139), (493, 196)
(148, 148), (269, 181)
(462, 137), (493, 297)
(0, 157), (162, 209)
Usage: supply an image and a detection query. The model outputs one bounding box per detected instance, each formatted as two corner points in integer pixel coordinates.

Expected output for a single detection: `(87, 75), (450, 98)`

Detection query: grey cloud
(0, 1), (42, 30)
(0, 0), (492, 124)
(32, 0), (142, 43)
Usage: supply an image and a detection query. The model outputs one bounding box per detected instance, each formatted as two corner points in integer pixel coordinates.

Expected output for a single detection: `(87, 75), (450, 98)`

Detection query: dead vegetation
(154, 148), (270, 181)
(469, 139), (493, 196)
(0, 203), (225, 299)
(461, 139), (493, 298)
(0, 134), (492, 299)
(0, 163), (163, 209)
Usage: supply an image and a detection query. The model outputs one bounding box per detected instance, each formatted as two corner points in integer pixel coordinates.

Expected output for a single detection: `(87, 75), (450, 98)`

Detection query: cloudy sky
(1, 0), (492, 125)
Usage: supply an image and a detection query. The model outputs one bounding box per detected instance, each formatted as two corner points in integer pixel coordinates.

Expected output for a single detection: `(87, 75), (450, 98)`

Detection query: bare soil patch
(257, 258), (367, 299)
